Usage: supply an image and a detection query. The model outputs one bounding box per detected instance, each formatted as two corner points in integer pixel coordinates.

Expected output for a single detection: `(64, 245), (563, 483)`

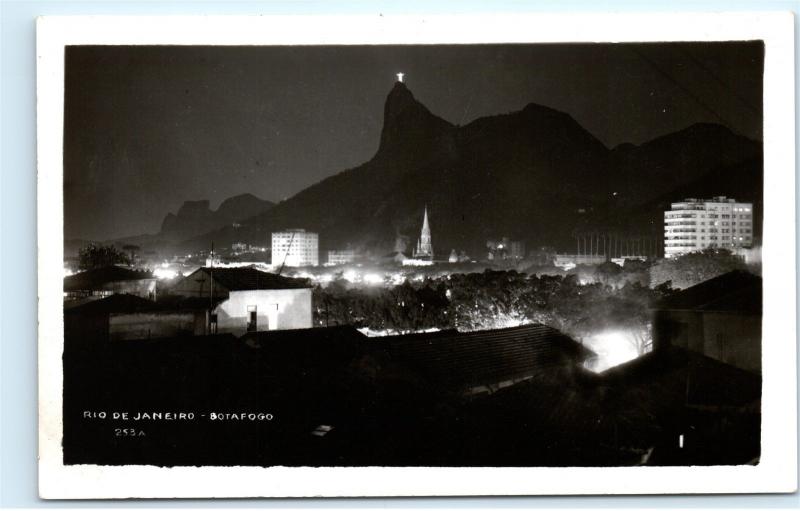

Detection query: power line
(630, 47), (737, 130)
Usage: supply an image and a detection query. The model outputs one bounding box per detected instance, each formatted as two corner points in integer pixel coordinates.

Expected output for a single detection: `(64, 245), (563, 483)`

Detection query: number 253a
(115, 428), (145, 437)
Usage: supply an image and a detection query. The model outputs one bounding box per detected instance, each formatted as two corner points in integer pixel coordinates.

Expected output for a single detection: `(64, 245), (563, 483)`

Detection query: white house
(170, 267), (313, 335)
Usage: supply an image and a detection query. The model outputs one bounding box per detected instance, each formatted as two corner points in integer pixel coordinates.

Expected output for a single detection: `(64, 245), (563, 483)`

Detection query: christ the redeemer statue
(396, 72), (404, 83)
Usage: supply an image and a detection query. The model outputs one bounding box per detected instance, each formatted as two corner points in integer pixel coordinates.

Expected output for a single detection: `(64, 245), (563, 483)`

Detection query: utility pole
(277, 231), (296, 276)
(209, 241), (215, 333)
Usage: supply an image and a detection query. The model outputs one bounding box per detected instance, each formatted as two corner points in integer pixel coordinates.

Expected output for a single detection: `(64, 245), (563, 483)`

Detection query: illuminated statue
(396, 72), (405, 83)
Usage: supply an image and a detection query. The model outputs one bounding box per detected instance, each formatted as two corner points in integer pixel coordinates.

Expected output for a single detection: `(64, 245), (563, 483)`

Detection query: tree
(121, 244), (141, 262)
(649, 248), (747, 289)
(78, 243), (131, 270)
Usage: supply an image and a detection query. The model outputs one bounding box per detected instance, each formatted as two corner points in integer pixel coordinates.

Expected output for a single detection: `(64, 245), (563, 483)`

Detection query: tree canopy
(78, 243), (132, 270)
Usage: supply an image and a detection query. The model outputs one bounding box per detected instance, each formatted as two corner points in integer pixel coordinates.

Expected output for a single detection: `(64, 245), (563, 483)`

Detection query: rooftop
(655, 270), (762, 313)
(377, 324), (595, 391)
(64, 266), (155, 291)
(64, 293), (161, 315)
(190, 267), (312, 291)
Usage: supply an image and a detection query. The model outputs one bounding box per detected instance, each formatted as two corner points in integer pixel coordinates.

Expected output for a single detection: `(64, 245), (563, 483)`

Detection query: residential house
(169, 267), (313, 335)
(64, 266), (157, 301)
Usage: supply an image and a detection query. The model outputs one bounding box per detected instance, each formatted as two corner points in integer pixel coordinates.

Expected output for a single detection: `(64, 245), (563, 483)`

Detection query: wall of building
(653, 310), (761, 373)
(327, 250), (355, 265)
(652, 310), (705, 353)
(64, 312), (110, 344)
(102, 279), (158, 300)
(213, 288), (312, 335)
(554, 254), (607, 269)
(664, 198), (754, 258)
(109, 311), (206, 341)
(272, 230), (319, 267)
(701, 312), (761, 373)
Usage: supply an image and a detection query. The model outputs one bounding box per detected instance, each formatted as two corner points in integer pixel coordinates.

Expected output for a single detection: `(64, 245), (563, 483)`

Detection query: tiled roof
(655, 270), (762, 313)
(155, 295), (226, 311)
(64, 266), (155, 291)
(64, 294), (161, 315)
(194, 267), (311, 291)
(377, 324), (595, 391)
(599, 346), (761, 409)
(241, 325), (366, 353)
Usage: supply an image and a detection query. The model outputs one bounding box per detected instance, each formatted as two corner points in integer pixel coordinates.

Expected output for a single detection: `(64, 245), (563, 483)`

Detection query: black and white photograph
(36, 13), (796, 498)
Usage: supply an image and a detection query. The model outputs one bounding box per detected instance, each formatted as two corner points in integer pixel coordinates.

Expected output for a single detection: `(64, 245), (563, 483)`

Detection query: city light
(363, 273), (383, 285)
(153, 268), (178, 280)
(582, 330), (646, 373)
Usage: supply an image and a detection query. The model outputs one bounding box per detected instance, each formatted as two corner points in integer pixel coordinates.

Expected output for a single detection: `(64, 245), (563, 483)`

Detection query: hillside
(172, 82), (762, 257)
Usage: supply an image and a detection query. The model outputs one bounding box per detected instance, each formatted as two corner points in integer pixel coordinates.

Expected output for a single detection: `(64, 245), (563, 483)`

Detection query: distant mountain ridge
(160, 193), (274, 243)
(94, 193), (275, 251)
(111, 82), (763, 257)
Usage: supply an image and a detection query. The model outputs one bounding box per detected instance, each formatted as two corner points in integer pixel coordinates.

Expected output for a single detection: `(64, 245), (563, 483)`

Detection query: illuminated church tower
(413, 206), (433, 259)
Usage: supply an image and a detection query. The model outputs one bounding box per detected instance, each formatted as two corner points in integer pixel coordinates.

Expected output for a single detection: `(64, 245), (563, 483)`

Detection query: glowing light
(363, 273), (383, 285)
(343, 270), (358, 282)
(582, 330), (647, 373)
(396, 72), (404, 82)
(153, 268), (178, 280)
(63, 267), (74, 278)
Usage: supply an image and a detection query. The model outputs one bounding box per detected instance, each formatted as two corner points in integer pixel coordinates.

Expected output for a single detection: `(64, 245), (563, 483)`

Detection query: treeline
(313, 271), (673, 342)
(313, 248), (755, 341)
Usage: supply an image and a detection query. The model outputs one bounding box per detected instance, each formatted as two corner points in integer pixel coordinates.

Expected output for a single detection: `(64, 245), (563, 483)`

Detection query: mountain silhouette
(160, 193), (274, 243)
(172, 82), (762, 258)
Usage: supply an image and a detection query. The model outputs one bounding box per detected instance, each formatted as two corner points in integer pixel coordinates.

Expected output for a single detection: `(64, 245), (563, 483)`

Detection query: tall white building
(664, 196), (753, 258)
(271, 229), (319, 267)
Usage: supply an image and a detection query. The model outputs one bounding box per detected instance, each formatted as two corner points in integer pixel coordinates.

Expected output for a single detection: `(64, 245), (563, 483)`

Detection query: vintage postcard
(37, 13), (796, 498)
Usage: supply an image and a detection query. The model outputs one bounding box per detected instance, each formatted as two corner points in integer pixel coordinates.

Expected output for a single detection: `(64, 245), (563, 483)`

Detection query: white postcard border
(37, 12), (797, 498)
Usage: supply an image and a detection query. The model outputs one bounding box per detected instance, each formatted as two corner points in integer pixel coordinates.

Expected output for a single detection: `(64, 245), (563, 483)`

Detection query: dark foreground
(63, 330), (761, 467)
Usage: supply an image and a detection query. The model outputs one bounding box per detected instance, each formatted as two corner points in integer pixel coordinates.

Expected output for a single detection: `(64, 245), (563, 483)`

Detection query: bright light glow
(63, 267), (74, 278)
(363, 273), (383, 285)
(582, 330), (645, 373)
(359, 326), (440, 337)
(153, 268), (178, 280)
(343, 270), (358, 282)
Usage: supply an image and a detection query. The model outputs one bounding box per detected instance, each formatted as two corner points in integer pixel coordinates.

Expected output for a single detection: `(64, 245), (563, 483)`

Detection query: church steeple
(414, 205), (433, 259)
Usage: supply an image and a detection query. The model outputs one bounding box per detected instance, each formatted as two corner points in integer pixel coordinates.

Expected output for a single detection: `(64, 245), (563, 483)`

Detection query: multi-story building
(326, 249), (356, 266)
(664, 196), (753, 258)
(271, 229), (319, 267)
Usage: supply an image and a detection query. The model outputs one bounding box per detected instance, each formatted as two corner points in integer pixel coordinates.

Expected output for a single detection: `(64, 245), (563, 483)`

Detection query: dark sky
(64, 42), (763, 241)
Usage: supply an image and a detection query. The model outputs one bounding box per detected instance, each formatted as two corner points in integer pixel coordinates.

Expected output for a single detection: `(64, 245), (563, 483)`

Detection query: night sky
(64, 42), (763, 241)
